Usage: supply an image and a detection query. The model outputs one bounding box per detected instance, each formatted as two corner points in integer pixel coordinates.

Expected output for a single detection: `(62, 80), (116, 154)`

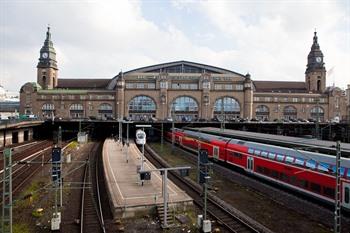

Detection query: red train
(166, 128), (350, 211)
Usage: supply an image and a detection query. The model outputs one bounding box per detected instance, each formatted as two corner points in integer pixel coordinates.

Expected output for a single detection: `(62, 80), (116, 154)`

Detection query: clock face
(42, 52), (48, 58)
(316, 57), (322, 63)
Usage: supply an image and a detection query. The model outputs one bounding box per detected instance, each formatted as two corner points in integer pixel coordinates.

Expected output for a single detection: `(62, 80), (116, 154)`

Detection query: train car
(166, 128), (350, 211)
(136, 129), (146, 145)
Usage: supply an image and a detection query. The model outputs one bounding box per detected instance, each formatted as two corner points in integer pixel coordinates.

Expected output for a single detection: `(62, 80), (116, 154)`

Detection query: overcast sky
(0, 0), (349, 92)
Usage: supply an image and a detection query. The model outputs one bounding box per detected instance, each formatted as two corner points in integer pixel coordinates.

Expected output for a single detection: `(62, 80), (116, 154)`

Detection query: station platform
(102, 139), (192, 218)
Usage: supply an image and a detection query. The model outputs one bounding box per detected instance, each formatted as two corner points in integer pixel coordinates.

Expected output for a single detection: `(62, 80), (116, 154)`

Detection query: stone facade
(19, 28), (348, 122)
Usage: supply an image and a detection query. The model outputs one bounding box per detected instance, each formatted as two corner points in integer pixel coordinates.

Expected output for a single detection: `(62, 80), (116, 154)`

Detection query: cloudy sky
(0, 0), (349, 92)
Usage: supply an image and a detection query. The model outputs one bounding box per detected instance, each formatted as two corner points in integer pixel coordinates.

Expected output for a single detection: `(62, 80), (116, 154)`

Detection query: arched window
(70, 103), (84, 119)
(42, 103), (55, 118)
(310, 106), (324, 122)
(98, 103), (113, 120)
(317, 80), (321, 91)
(213, 97), (240, 121)
(283, 105), (297, 120)
(255, 105), (269, 121)
(171, 96), (198, 121)
(128, 96), (156, 121)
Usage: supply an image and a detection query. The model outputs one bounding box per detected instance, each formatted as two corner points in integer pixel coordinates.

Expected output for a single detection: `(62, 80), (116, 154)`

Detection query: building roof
(253, 81), (308, 93)
(57, 78), (110, 89)
(107, 60), (247, 90)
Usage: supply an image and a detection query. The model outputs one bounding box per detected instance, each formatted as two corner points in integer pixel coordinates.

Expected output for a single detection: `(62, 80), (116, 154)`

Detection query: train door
(213, 146), (219, 160)
(343, 182), (350, 209)
(247, 156), (254, 172)
(179, 136), (182, 146)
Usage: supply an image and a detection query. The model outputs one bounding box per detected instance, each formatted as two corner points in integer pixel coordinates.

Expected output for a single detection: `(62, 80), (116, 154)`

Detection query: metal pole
(58, 126), (62, 207)
(2, 148), (12, 233)
(334, 141), (341, 233)
(161, 122), (164, 152)
(316, 99), (320, 139)
(221, 98), (224, 131)
(171, 121), (175, 151)
(126, 122), (129, 145)
(163, 169), (168, 228)
(204, 178), (208, 221)
(197, 140), (201, 184)
(141, 143), (144, 171)
(126, 122), (129, 163)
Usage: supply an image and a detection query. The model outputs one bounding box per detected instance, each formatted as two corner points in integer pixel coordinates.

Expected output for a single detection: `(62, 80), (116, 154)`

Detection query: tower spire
(313, 30), (318, 45)
(46, 25), (51, 40)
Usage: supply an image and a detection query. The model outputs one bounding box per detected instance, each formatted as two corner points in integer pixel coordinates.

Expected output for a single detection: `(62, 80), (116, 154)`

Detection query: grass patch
(67, 140), (79, 150)
(13, 223), (31, 233)
(14, 180), (44, 209)
(32, 208), (44, 218)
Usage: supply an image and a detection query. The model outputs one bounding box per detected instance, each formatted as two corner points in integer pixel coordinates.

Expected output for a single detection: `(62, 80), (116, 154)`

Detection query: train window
(263, 167), (270, 175)
(347, 170), (350, 178)
(237, 141), (245, 145)
(294, 158), (304, 166)
(323, 187), (335, 198)
(261, 151), (268, 157)
(345, 187), (349, 204)
(331, 167), (345, 176)
(310, 183), (321, 193)
(306, 160), (316, 169)
(254, 150), (261, 156)
(234, 152), (242, 159)
(268, 152), (276, 160)
(276, 154), (284, 162)
(299, 180), (308, 189)
(317, 162), (330, 172)
(248, 148), (254, 154)
(280, 173), (289, 182)
(285, 156), (294, 164)
(271, 170), (278, 178)
(290, 176), (297, 185)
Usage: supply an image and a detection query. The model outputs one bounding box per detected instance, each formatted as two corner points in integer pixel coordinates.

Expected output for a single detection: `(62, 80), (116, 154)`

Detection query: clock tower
(305, 31), (326, 92)
(37, 26), (58, 89)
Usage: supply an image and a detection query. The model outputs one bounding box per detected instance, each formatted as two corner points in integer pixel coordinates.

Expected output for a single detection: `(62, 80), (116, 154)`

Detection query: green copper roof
(38, 89), (88, 94)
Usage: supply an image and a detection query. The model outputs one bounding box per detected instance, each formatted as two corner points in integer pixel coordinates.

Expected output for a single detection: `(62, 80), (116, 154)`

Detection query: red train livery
(166, 128), (350, 211)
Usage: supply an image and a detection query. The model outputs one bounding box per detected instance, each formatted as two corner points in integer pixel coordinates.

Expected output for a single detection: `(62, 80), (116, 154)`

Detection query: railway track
(0, 140), (53, 204)
(144, 144), (270, 233)
(80, 142), (106, 233)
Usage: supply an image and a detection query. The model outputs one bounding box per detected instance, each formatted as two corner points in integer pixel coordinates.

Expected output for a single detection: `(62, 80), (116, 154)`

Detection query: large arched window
(70, 103), (84, 119)
(283, 105), (297, 120)
(255, 105), (269, 121)
(128, 96), (156, 121)
(98, 103), (113, 119)
(310, 106), (324, 122)
(213, 97), (240, 121)
(171, 96), (198, 121)
(42, 103), (55, 118)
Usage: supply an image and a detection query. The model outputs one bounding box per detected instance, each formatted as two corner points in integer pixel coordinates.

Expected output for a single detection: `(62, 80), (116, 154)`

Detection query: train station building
(20, 28), (350, 122)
